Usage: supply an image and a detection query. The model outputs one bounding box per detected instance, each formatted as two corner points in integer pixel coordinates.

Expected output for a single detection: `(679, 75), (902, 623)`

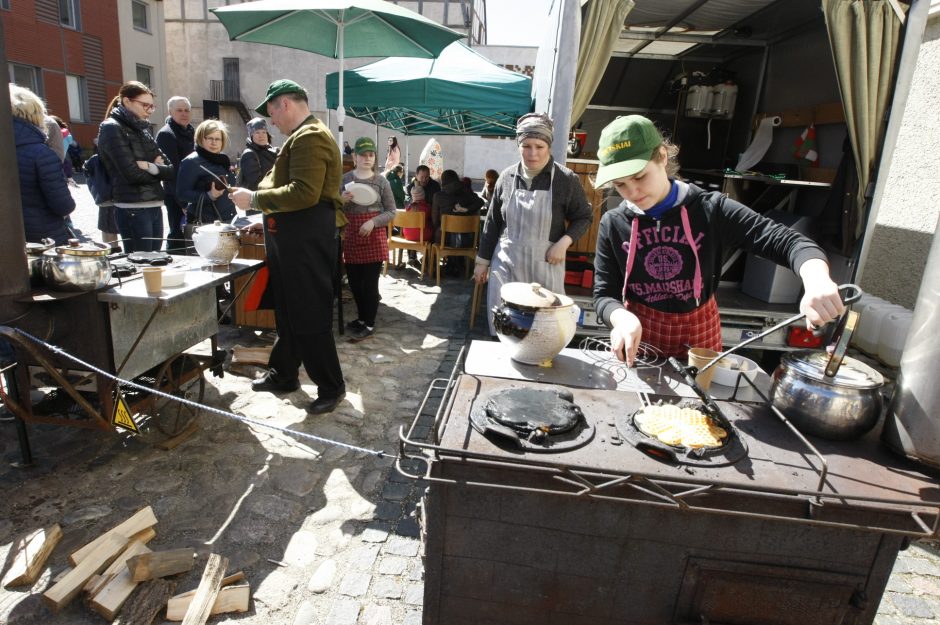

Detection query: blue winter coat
(14, 117), (76, 244)
(175, 149), (236, 223)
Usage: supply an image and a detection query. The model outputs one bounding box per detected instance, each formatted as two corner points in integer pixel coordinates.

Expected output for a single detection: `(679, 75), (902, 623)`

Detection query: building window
(66, 75), (88, 123)
(136, 64), (152, 88)
(132, 0), (149, 32)
(0, 1), (11, 11)
(9, 64), (43, 96)
(59, 0), (81, 30)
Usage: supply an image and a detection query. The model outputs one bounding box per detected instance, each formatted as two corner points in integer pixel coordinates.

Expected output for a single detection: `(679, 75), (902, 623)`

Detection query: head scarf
(516, 112), (554, 145)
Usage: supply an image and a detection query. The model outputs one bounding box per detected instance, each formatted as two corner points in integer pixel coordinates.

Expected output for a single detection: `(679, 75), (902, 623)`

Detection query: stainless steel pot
(26, 238), (55, 286)
(770, 350), (885, 440)
(41, 239), (112, 291)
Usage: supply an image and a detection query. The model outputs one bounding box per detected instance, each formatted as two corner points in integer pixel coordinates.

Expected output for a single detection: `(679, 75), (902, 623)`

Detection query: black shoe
(345, 318), (366, 332)
(251, 373), (300, 393)
(308, 392), (346, 415)
(349, 326), (375, 342)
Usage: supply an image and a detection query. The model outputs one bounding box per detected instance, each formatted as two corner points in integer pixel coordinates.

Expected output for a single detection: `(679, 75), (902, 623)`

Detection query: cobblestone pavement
(0, 180), (938, 624)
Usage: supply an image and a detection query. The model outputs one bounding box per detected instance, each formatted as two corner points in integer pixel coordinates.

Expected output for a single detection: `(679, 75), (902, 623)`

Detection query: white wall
(119, 0), (169, 122)
(859, 12), (940, 308)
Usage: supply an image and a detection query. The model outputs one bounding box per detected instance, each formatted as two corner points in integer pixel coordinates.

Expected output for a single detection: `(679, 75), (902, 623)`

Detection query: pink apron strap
(621, 216), (639, 301)
(679, 206), (703, 306)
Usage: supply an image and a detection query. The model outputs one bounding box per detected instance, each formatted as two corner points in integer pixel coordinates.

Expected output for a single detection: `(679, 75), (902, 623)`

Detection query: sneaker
(308, 392), (346, 415)
(345, 318), (366, 332)
(251, 373), (300, 393)
(349, 325), (375, 342)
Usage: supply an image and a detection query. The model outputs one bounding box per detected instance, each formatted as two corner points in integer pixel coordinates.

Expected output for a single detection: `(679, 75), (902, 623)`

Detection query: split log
(112, 578), (176, 625)
(171, 570), (244, 599)
(2, 524), (62, 587)
(42, 533), (128, 611)
(165, 584), (250, 621)
(87, 541), (153, 619)
(84, 539), (152, 595)
(180, 554), (228, 625)
(127, 548), (196, 582)
(69, 507), (157, 566)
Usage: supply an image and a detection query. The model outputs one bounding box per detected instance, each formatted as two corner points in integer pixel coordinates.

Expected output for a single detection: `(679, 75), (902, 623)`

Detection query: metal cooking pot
(41, 239), (112, 292)
(492, 282), (580, 367)
(26, 238), (55, 286)
(771, 349), (885, 440)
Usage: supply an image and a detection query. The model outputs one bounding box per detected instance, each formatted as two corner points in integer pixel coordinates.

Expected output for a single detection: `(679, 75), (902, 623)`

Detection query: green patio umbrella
(210, 0), (464, 151)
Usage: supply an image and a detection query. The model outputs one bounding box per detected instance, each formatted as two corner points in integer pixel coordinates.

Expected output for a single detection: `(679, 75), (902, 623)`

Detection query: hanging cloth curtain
(821, 0), (904, 242)
(570, 0), (635, 126)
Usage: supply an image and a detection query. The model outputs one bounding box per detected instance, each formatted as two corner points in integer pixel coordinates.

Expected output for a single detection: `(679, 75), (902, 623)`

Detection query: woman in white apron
(473, 113), (593, 335)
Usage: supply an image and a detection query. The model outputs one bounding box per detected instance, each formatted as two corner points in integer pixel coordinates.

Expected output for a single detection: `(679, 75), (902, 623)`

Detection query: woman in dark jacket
(96, 81), (174, 253)
(237, 117), (278, 192)
(176, 119), (236, 231)
(10, 84), (75, 244)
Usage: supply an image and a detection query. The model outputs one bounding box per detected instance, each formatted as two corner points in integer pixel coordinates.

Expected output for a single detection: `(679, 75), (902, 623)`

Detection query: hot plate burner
(469, 386), (595, 452)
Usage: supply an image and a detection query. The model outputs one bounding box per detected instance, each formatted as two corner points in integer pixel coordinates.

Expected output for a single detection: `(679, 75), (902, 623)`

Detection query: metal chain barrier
(12, 328), (389, 458)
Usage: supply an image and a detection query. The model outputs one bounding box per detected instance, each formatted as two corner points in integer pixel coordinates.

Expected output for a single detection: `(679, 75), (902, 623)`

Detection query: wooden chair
(430, 214), (480, 286)
(385, 209), (429, 278)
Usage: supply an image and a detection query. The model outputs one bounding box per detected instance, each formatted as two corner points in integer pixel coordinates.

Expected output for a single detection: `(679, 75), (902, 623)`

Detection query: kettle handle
(838, 283), (863, 306)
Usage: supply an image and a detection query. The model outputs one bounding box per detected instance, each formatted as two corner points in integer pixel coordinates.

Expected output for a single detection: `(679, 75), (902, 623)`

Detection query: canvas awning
(325, 42), (533, 135)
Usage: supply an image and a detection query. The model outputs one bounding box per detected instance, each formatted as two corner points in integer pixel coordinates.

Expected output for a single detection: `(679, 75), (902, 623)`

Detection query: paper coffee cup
(687, 347), (720, 391)
(142, 266), (164, 294)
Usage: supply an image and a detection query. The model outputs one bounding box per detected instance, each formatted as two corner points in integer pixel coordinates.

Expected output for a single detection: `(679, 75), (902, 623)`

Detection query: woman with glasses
(176, 119), (237, 239)
(96, 81), (174, 252)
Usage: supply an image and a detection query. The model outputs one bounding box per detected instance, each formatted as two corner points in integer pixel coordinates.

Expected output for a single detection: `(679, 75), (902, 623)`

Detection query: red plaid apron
(627, 295), (722, 359)
(343, 211), (388, 264)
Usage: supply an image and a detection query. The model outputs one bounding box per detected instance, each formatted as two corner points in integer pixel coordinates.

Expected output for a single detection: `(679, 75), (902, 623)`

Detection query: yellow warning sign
(112, 392), (138, 432)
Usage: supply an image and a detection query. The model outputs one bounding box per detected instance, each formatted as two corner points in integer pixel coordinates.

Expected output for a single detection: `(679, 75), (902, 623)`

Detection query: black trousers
(268, 312), (345, 400)
(345, 262), (382, 327)
(263, 203), (345, 399)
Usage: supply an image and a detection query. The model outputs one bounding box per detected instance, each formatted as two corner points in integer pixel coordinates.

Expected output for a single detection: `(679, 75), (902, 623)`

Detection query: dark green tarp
(325, 42), (533, 136)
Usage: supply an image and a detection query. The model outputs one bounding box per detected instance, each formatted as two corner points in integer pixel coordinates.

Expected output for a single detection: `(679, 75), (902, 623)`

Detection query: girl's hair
(388, 136), (399, 148)
(195, 119), (229, 151)
(51, 114), (68, 129)
(9, 84), (47, 128)
(105, 81), (155, 119)
(484, 169), (499, 183)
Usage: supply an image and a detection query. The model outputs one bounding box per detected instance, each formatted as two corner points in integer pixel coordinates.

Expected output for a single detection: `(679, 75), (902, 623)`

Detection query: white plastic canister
(877, 309), (914, 367)
(851, 295), (886, 350)
(856, 302), (905, 355)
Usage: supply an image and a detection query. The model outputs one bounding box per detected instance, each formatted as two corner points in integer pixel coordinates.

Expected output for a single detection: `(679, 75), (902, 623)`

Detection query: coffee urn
(882, 216), (940, 469)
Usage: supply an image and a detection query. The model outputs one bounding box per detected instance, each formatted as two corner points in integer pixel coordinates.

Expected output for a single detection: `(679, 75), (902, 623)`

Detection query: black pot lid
(781, 350), (884, 389)
(500, 282), (573, 309)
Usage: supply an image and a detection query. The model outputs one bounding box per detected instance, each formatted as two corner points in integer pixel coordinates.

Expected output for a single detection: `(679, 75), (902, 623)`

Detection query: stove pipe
(882, 213), (940, 469)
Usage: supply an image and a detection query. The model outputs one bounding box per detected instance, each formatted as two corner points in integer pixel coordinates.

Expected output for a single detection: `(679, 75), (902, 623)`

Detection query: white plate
(346, 182), (379, 206)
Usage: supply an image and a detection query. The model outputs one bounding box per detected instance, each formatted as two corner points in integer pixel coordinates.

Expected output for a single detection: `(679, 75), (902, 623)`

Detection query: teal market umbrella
(211, 0), (463, 150)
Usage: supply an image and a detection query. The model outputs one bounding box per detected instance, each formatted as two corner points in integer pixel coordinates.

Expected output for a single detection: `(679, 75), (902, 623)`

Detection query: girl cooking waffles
(591, 115), (845, 366)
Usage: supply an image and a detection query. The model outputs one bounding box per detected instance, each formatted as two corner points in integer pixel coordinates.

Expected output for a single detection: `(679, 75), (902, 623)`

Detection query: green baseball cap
(354, 137), (376, 154)
(594, 115), (664, 187)
(254, 79), (307, 116)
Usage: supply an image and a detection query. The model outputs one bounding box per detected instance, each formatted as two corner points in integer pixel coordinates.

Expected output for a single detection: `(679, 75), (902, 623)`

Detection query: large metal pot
(770, 350), (884, 440)
(492, 282), (580, 367)
(191, 220), (239, 265)
(41, 239), (112, 291)
(26, 238), (55, 286)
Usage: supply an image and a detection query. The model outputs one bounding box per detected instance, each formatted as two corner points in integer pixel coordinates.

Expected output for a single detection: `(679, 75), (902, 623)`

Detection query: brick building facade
(2, 0), (123, 147)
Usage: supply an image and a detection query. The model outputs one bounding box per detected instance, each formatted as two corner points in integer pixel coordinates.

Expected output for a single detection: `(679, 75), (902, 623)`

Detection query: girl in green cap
(592, 115), (845, 365)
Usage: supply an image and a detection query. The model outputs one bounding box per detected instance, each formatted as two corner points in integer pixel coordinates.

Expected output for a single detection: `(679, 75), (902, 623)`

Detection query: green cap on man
(594, 115), (664, 187)
(255, 79), (307, 116)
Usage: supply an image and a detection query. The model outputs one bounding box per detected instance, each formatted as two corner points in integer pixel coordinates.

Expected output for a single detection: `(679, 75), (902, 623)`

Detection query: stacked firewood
(2, 506), (250, 624)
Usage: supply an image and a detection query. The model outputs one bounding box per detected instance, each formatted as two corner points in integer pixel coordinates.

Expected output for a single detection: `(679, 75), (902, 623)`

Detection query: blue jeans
(114, 206), (164, 253)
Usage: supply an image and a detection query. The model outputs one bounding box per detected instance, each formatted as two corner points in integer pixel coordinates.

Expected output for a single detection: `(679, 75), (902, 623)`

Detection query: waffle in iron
(634, 403), (728, 449)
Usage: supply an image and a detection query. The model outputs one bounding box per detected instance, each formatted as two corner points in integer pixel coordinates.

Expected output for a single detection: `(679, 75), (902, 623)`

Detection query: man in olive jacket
(230, 80), (346, 415)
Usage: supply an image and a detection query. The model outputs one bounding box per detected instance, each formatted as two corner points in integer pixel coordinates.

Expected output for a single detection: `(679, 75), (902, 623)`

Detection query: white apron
(487, 166), (564, 335)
